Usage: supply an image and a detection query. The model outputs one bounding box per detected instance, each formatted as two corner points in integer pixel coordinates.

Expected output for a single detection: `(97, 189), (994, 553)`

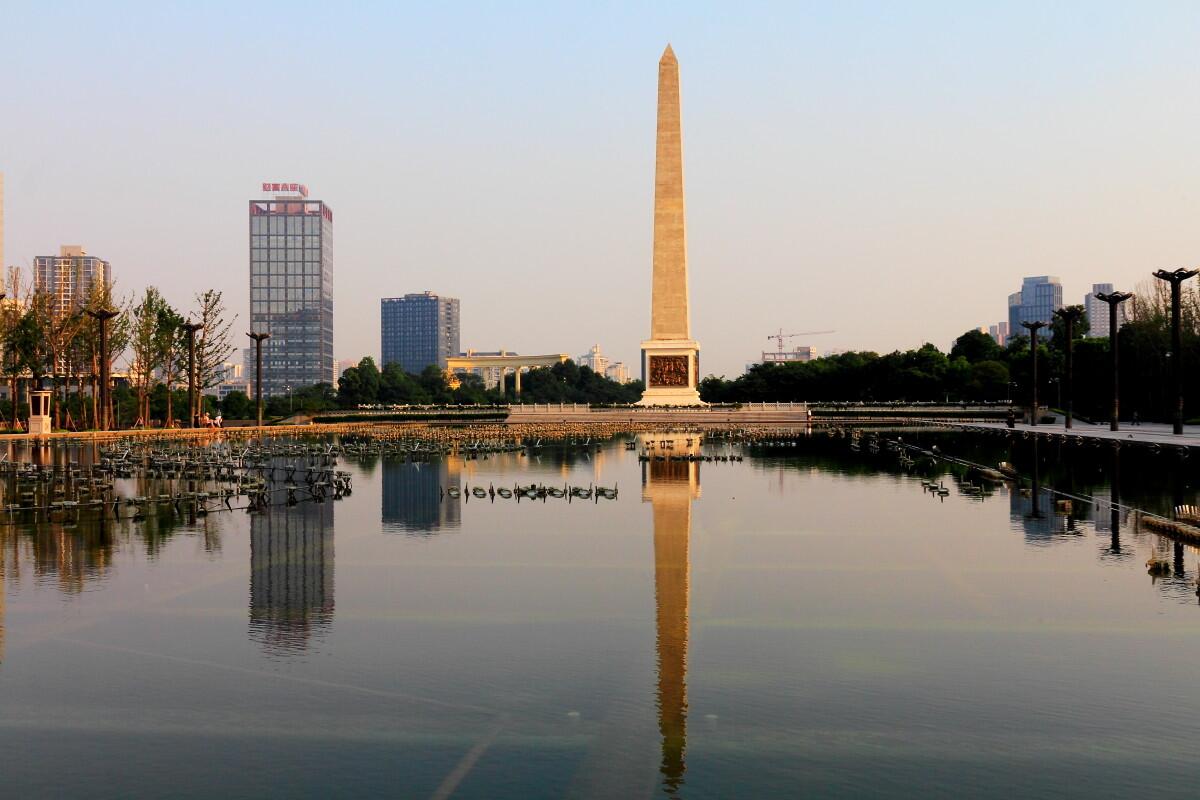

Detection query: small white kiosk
(28, 390), (51, 436)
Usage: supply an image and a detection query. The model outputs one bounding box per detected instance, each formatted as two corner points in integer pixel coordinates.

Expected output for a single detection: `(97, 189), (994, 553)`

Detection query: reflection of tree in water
(0, 519), (116, 596)
(249, 501), (334, 656)
(381, 458), (460, 534)
(765, 431), (1200, 605)
(641, 435), (700, 796)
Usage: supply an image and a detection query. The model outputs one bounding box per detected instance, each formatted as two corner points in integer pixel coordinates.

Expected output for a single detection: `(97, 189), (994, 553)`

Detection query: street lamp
(1021, 320), (1047, 426)
(1153, 268), (1199, 434)
(85, 307), (119, 430)
(1096, 291), (1133, 431)
(181, 321), (204, 428)
(1053, 306), (1085, 429)
(247, 332), (269, 428)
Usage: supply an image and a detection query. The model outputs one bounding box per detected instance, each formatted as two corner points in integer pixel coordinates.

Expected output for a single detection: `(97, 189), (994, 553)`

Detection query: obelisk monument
(638, 45), (703, 405)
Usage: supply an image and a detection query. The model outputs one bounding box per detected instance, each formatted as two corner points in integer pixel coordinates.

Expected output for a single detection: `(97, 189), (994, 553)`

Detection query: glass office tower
(249, 184), (333, 396)
(1006, 275), (1063, 340)
(380, 292), (460, 373)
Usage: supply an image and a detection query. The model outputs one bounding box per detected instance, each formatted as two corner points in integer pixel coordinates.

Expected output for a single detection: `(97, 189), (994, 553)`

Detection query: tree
(156, 303), (185, 426)
(190, 290), (237, 410)
(127, 287), (171, 427)
(221, 390), (253, 420)
(380, 362), (427, 403)
(338, 357), (382, 406)
(1049, 304), (1089, 349)
(950, 329), (1002, 363)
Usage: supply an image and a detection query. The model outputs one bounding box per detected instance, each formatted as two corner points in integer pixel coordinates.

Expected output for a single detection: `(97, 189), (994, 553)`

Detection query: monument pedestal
(638, 339), (703, 406)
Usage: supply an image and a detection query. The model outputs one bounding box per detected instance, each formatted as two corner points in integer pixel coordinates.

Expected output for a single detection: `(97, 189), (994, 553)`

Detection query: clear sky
(3, 1), (1200, 377)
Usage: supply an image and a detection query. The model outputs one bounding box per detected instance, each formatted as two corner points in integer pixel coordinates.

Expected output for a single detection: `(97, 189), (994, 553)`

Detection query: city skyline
(4, 4), (1199, 377)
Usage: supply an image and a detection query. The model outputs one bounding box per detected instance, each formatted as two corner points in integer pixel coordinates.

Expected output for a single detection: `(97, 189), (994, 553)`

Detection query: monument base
(637, 339), (704, 406)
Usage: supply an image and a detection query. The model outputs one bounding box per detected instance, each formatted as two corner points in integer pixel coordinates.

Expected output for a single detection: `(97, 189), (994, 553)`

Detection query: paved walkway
(955, 420), (1200, 447)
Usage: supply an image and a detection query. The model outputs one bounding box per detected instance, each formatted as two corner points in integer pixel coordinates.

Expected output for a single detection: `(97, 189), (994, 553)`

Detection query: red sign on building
(261, 182), (309, 197)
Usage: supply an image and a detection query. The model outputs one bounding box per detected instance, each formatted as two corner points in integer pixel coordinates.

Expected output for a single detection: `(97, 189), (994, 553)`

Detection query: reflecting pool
(2, 430), (1200, 798)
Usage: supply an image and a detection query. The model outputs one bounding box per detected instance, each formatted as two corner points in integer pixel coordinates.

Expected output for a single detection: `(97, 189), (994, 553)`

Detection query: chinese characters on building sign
(261, 182), (309, 197)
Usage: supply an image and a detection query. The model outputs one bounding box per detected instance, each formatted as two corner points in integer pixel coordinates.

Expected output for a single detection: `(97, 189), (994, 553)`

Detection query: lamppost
(1053, 306), (1084, 430)
(285, 383), (293, 414)
(247, 332), (269, 428)
(1153, 268), (1199, 434)
(181, 321), (204, 428)
(85, 307), (119, 430)
(1021, 320), (1047, 426)
(1096, 291), (1132, 432)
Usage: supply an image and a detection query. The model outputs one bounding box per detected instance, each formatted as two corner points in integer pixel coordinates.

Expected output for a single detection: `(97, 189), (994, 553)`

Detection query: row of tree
(700, 279), (1200, 423)
(335, 357), (644, 408)
(0, 266), (235, 430)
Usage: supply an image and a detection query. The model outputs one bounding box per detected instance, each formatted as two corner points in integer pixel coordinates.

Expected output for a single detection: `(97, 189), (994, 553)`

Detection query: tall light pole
(85, 307), (119, 430)
(1021, 320), (1047, 426)
(1096, 291), (1132, 432)
(1153, 268), (1198, 435)
(1053, 306), (1084, 430)
(247, 331), (269, 427)
(181, 321), (203, 428)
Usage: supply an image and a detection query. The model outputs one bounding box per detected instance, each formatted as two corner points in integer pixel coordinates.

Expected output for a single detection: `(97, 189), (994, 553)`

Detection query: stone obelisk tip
(661, 44), (676, 62)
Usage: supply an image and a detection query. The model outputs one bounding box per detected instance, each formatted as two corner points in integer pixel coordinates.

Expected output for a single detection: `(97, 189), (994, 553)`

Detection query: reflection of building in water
(249, 501), (334, 654)
(0, 539), (5, 664)
(381, 458), (461, 534)
(641, 433), (701, 795)
(28, 523), (113, 594)
(1009, 485), (1060, 542)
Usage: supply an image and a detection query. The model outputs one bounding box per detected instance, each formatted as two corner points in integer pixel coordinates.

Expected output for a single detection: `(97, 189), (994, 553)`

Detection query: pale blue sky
(3, 2), (1200, 376)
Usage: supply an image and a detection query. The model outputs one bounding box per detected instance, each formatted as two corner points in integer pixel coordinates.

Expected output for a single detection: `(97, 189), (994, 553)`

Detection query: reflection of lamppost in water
(641, 433), (700, 795)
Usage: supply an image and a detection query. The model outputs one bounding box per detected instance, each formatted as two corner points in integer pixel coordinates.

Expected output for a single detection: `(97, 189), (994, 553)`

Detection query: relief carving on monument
(650, 355), (690, 387)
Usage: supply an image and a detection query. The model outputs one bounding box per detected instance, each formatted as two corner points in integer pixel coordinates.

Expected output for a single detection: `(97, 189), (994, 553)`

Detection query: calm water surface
(1, 431), (1199, 798)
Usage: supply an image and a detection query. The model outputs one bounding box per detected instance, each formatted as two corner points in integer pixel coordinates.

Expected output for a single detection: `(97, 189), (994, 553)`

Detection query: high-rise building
(1006, 276), (1062, 340)
(33, 245), (111, 316)
(249, 183), (333, 396)
(1085, 283), (1128, 338)
(578, 344), (610, 375)
(380, 292), (460, 373)
(987, 322), (1009, 346)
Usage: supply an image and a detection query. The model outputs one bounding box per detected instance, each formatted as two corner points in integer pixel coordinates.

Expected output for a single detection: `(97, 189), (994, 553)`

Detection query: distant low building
(762, 347), (814, 364)
(211, 382), (252, 401)
(456, 349), (518, 390)
(605, 362), (631, 384)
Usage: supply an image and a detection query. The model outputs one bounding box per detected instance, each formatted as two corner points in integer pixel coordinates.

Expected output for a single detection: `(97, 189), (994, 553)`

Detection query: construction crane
(768, 328), (835, 353)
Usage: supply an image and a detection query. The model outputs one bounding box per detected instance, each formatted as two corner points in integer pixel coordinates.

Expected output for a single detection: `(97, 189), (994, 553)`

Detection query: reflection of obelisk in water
(643, 434), (701, 793)
(638, 45), (702, 406)
(0, 539), (5, 665)
(249, 501), (335, 654)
